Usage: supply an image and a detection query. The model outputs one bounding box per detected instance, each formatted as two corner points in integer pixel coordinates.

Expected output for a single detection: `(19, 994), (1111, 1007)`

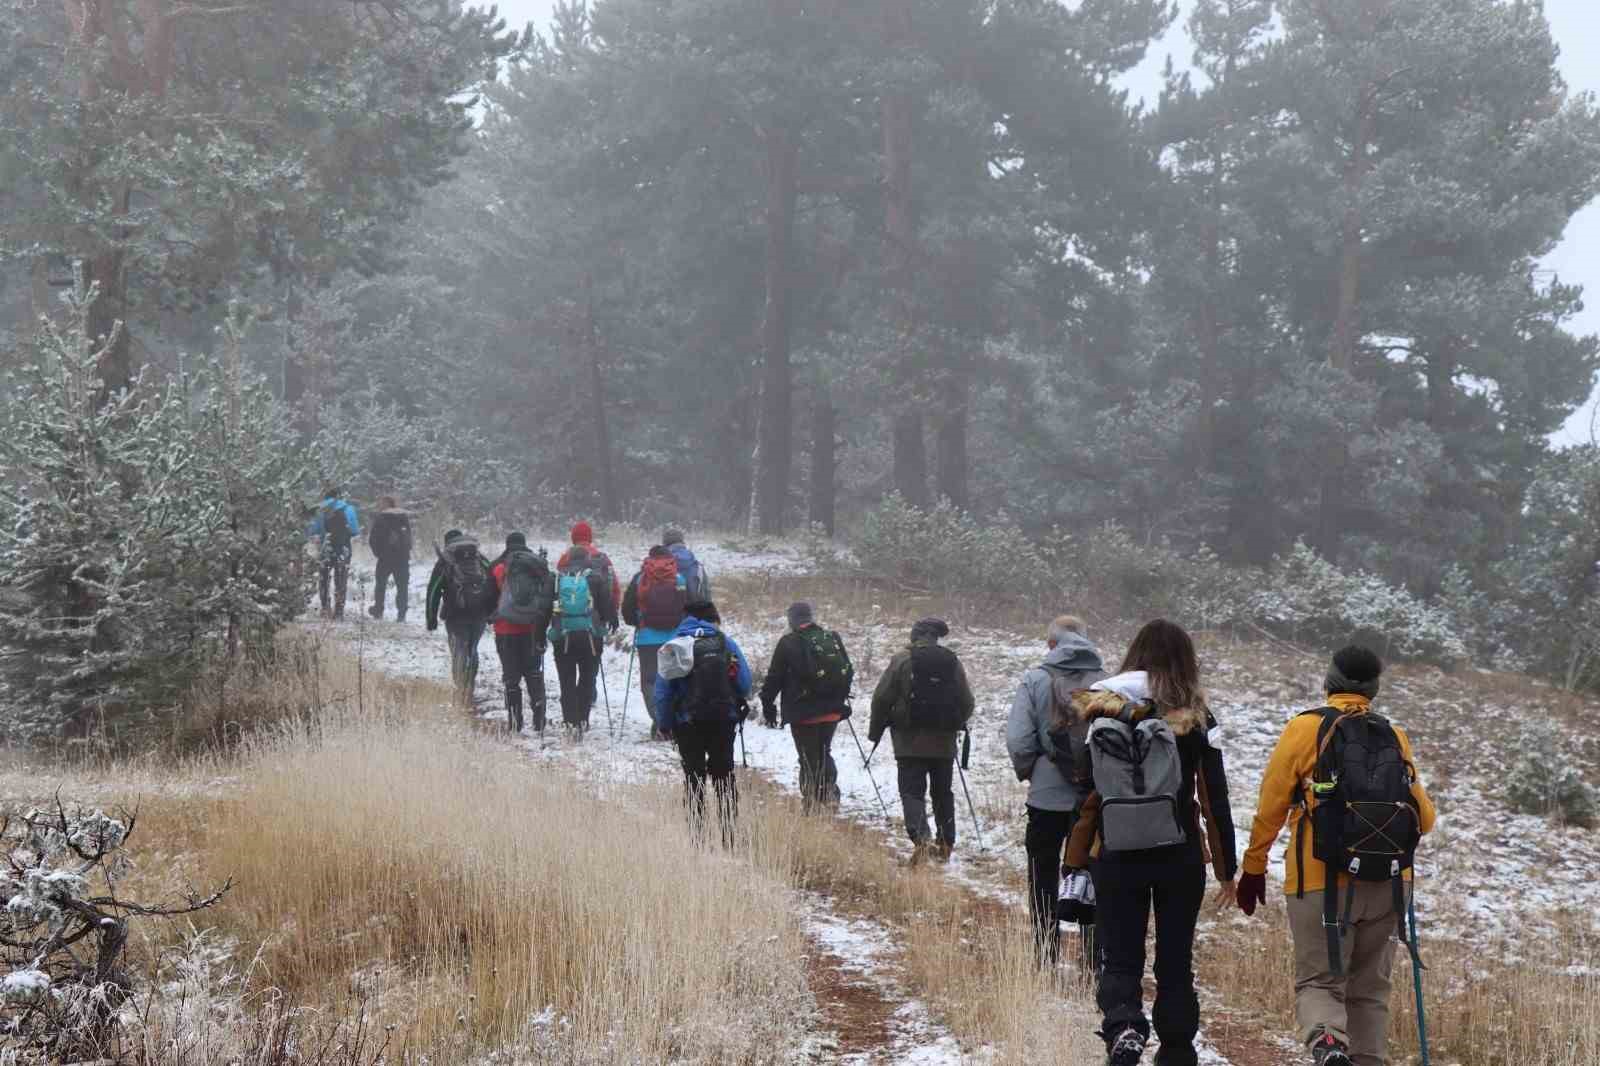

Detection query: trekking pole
(617, 640), (635, 740)
(1407, 884), (1431, 1066)
(738, 718), (749, 769)
(598, 635), (613, 734)
(956, 729), (984, 849)
(845, 718), (892, 822)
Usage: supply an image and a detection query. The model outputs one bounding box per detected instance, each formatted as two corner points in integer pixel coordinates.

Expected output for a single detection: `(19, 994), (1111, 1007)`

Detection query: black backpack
(497, 549), (554, 628)
(442, 539), (492, 620)
(321, 502), (352, 546)
(904, 645), (965, 731)
(795, 627), (853, 703)
(1297, 707), (1422, 973)
(683, 631), (737, 724)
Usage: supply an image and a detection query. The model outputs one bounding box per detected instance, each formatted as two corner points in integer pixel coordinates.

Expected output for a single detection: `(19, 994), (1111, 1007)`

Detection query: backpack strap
(1291, 707), (1338, 902)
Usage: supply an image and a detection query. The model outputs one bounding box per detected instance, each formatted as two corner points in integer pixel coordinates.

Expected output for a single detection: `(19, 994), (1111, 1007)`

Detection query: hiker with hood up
(1006, 614), (1105, 967)
(759, 602), (854, 813)
(1070, 619), (1237, 1066)
(1235, 645), (1436, 1066)
(868, 618), (974, 864)
(426, 529), (496, 700)
(662, 528), (711, 601)
(653, 600), (753, 847)
(306, 486), (360, 620)
(490, 532), (556, 735)
(367, 495), (413, 622)
(622, 544), (689, 737)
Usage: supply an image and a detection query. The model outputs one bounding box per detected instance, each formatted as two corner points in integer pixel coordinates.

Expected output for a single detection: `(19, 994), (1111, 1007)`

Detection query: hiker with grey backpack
(1068, 619), (1237, 1066)
(759, 602), (854, 813)
(489, 532), (556, 735)
(1236, 645), (1437, 1066)
(426, 529), (497, 701)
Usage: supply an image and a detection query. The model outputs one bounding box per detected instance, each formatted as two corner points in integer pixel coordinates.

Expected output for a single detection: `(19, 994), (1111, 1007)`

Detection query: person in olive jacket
(867, 618), (974, 862)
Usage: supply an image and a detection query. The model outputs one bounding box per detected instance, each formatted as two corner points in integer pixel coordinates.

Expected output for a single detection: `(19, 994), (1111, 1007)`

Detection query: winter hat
(1325, 644), (1383, 699)
(786, 602), (815, 630)
(648, 544), (671, 559)
(443, 529), (464, 545)
(571, 520), (594, 545)
(662, 528), (686, 547)
(910, 617), (950, 644)
(506, 531), (529, 552)
(684, 599), (721, 625)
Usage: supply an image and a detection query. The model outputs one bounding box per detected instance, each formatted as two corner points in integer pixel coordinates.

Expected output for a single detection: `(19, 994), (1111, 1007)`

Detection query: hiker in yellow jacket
(1236, 645), (1437, 1066)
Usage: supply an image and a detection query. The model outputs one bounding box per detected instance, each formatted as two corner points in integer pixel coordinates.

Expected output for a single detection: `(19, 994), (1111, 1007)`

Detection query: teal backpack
(557, 568), (595, 635)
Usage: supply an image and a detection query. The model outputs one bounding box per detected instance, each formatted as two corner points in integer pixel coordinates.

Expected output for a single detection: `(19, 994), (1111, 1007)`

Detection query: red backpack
(639, 555), (684, 631)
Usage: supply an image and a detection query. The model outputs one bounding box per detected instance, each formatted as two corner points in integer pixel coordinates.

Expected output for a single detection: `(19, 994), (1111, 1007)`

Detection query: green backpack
(795, 627), (853, 702)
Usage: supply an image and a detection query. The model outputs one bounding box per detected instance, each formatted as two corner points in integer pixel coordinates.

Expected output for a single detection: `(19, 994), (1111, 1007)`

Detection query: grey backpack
(1089, 706), (1187, 852)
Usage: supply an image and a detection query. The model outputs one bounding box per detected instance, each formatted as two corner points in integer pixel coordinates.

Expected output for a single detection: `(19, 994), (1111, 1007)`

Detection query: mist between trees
(7, 0), (1600, 735)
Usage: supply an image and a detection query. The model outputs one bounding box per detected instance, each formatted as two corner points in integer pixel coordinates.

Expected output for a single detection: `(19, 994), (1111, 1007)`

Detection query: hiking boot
(908, 841), (933, 867)
(932, 842), (953, 864)
(1310, 1033), (1352, 1066)
(367, 605), (382, 620)
(1107, 1027), (1146, 1066)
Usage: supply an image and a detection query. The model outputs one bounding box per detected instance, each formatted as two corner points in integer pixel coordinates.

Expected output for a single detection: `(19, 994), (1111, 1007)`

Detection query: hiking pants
(372, 556), (409, 619)
(1025, 805), (1091, 968)
(318, 540), (352, 617)
(674, 720), (739, 847)
(1286, 882), (1401, 1066)
(637, 643), (661, 731)
(495, 632), (546, 734)
(445, 620), (486, 699)
(1093, 860), (1206, 1066)
(553, 632), (602, 728)
(896, 757), (956, 847)
(791, 720), (840, 813)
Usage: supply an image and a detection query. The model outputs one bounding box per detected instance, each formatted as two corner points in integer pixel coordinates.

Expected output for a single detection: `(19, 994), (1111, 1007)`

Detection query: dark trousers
(896, 757), (956, 847)
(674, 720), (739, 847)
(372, 556), (409, 619)
(1093, 860), (1206, 1066)
(318, 540), (351, 617)
(494, 632), (546, 734)
(1025, 805), (1092, 967)
(637, 643), (660, 732)
(791, 720), (840, 812)
(445, 620), (485, 698)
(553, 632), (602, 727)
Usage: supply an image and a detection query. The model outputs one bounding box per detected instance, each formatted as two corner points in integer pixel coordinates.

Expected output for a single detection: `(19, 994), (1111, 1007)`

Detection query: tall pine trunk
(881, 0), (926, 508)
(583, 273), (620, 519)
(755, 124), (798, 534)
(935, 379), (968, 511)
(809, 384), (837, 537)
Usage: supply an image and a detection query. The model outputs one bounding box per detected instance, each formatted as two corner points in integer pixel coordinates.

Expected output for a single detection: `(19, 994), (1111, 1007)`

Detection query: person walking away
(1072, 619), (1237, 1066)
(622, 544), (687, 738)
(653, 601), (752, 847)
(367, 496), (413, 622)
(549, 543), (617, 735)
(490, 532), (556, 735)
(558, 521), (621, 635)
(307, 486), (360, 620)
(1235, 645), (1436, 1066)
(1006, 614), (1106, 968)
(426, 530), (495, 702)
(759, 602), (854, 813)
(662, 528), (712, 601)
(867, 618), (974, 864)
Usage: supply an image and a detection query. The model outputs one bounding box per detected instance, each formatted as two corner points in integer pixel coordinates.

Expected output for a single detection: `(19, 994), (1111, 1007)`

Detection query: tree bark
(892, 413), (929, 509)
(1197, 216), (1222, 474)
(755, 123), (799, 534)
(935, 380), (969, 511)
(583, 273), (620, 520)
(1329, 93), (1374, 373)
(809, 384), (837, 536)
(881, 0), (924, 508)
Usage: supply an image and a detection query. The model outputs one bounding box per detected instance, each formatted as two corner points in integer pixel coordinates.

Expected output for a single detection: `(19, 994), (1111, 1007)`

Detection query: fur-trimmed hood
(1067, 687), (1207, 737)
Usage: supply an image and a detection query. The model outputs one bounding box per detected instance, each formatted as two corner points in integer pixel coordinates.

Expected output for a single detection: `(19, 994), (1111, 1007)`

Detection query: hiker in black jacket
(760, 602), (854, 813)
(367, 496), (413, 622)
(426, 529), (495, 700)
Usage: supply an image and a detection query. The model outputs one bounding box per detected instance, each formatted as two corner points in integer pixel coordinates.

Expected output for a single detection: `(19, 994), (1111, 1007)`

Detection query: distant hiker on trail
(1236, 645), (1436, 1066)
(426, 529), (495, 702)
(490, 532), (556, 735)
(1006, 614), (1105, 968)
(549, 542), (617, 736)
(622, 544), (689, 738)
(759, 602), (854, 813)
(306, 486), (360, 620)
(867, 618), (974, 864)
(653, 600), (752, 848)
(367, 495), (413, 622)
(662, 528), (711, 601)
(1069, 619), (1237, 1066)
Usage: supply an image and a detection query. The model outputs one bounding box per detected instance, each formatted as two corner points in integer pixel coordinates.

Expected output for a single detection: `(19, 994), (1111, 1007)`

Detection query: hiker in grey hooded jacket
(1005, 615), (1105, 966)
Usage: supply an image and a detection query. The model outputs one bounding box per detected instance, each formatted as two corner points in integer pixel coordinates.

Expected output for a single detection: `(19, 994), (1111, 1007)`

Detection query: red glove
(1237, 871), (1268, 917)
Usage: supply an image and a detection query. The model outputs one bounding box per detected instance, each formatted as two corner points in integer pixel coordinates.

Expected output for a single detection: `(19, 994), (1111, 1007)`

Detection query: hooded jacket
(1005, 633), (1106, 812)
(651, 617), (753, 733)
(867, 641), (975, 760)
(369, 508), (412, 562)
(1242, 693), (1436, 896)
(668, 543), (711, 602)
(306, 497), (360, 544)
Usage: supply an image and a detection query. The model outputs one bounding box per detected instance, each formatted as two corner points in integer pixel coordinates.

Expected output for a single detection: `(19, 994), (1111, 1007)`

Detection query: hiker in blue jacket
(653, 600), (752, 846)
(306, 487), (360, 619)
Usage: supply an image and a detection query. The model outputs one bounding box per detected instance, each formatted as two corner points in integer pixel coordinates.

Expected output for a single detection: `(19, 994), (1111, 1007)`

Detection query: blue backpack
(557, 568), (595, 635)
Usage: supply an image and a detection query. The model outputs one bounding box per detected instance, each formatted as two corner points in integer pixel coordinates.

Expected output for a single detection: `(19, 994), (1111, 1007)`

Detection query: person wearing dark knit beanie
(1235, 643), (1437, 1066)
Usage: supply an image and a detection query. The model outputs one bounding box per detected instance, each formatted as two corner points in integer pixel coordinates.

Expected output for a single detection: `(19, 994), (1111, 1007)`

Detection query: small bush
(854, 494), (1050, 604)
(1505, 722), (1599, 828)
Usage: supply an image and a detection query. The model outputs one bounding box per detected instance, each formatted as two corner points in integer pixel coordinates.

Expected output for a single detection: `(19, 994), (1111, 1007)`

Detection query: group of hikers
(306, 500), (1436, 1066)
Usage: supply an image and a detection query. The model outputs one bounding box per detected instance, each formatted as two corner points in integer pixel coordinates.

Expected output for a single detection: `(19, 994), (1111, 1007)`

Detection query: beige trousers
(1285, 882), (1401, 1066)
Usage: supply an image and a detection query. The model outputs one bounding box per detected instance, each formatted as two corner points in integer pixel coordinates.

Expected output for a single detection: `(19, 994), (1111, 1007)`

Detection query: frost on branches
(0, 802), (229, 1060)
(0, 282), (307, 741)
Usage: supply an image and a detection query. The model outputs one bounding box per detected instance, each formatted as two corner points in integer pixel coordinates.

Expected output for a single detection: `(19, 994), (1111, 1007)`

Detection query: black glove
(762, 702), (778, 728)
(1238, 871), (1268, 917)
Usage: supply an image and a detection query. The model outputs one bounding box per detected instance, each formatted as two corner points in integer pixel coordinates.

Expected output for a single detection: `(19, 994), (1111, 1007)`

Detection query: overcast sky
(495, 0), (1600, 444)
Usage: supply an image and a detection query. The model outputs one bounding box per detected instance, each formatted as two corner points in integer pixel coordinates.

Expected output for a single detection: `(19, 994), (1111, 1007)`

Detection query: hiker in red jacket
(488, 532), (555, 735)
(557, 521), (621, 626)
